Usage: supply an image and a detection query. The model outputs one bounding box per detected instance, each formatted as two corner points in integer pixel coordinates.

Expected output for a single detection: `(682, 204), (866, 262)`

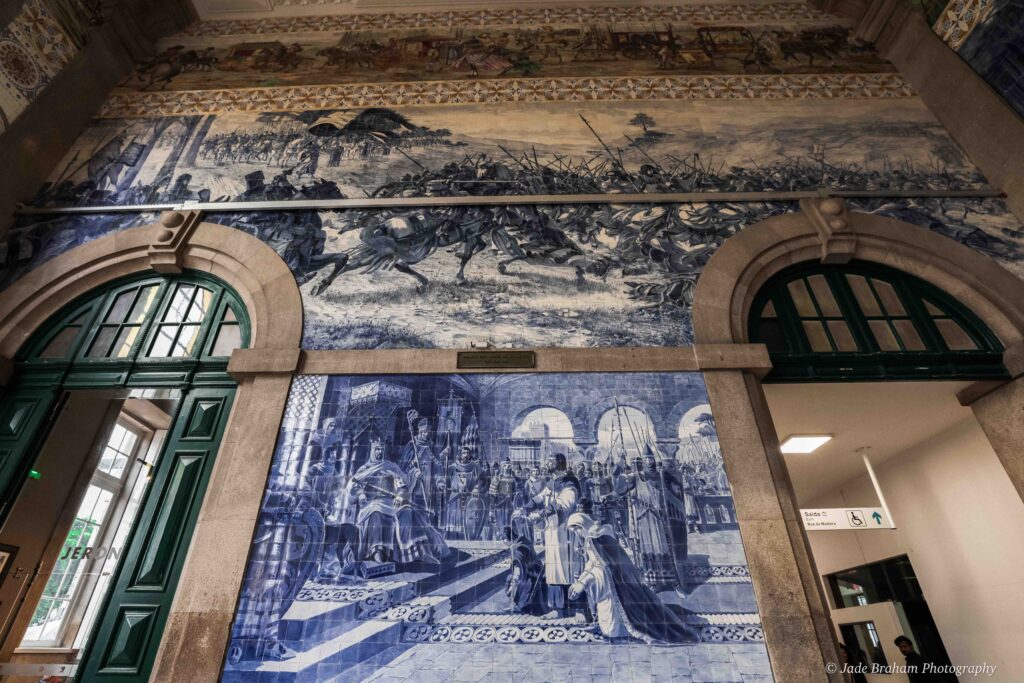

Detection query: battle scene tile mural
(27, 99), (994, 207)
(222, 372), (773, 683)
(5, 98), (1024, 350)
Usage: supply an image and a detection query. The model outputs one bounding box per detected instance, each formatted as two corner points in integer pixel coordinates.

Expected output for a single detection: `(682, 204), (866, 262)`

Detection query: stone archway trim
(0, 210), (303, 362)
(689, 199), (1024, 682)
(0, 211), (304, 683)
(693, 199), (1024, 348)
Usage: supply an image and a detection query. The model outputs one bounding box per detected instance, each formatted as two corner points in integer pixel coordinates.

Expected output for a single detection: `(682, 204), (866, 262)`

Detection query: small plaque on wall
(457, 351), (536, 369)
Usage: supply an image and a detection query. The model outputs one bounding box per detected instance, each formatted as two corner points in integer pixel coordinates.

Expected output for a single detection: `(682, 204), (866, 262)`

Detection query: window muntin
(22, 420), (144, 648)
(209, 305), (243, 358)
(146, 283), (215, 358)
(86, 284), (160, 359)
(20, 273), (249, 366)
(750, 261), (1005, 381)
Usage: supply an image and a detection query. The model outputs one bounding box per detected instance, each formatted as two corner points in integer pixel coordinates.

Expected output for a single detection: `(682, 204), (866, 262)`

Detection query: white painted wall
(806, 417), (1024, 682)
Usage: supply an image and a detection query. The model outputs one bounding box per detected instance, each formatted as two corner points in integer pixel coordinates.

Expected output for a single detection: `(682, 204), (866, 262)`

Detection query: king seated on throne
(345, 438), (452, 566)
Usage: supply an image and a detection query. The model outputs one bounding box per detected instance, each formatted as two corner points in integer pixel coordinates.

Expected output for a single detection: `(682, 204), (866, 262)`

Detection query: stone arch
(510, 404), (576, 438)
(692, 200), (1024, 348)
(585, 396), (662, 444)
(688, 200), (1024, 680)
(0, 211), (303, 361)
(667, 400), (714, 442)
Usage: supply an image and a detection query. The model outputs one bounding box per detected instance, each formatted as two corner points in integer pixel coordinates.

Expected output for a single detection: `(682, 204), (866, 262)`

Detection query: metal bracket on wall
(12, 188), (1006, 216)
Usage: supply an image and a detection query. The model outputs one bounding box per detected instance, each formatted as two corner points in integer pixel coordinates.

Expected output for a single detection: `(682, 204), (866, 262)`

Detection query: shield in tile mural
(222, 372), (772, 683)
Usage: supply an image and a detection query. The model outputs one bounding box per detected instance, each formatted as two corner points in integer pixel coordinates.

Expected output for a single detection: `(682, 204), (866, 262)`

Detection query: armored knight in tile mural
(223, 372), (767, 682)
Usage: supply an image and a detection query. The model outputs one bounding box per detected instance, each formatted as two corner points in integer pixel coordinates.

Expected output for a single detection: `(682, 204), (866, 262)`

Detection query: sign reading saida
(801, 507), (894, 530)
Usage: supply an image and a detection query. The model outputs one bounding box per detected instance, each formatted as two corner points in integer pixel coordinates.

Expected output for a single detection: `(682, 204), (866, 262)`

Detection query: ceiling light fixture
(780, 434), (832, 454)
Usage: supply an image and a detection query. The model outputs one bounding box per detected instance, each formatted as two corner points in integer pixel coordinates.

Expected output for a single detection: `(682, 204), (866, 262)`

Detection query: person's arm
(554, 484), (578, 514)
(526, 487), (551, 523)
(568, 553), (596, 599)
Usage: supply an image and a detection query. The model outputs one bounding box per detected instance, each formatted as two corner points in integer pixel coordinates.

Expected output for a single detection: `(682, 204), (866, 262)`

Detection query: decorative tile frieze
(185, 2), (834, 36)
(0, 0), (78, 132)
(933, 0), (997, 49)
(98, 73), (914, 117)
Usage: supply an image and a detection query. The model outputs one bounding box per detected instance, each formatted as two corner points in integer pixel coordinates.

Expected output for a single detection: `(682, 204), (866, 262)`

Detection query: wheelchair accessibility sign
(800, 507), (894, 530)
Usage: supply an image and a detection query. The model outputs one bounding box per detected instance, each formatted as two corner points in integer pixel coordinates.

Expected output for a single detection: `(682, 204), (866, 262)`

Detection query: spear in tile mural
(578, 114), (643, 192)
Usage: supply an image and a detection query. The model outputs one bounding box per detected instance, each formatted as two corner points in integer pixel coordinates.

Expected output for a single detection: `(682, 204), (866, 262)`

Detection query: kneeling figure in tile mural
(567, 513), (698, 643)
(223, 373), (771, 682)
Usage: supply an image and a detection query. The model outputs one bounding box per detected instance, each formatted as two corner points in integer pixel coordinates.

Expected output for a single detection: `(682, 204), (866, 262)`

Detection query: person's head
(369, 438), (385, 462)
(632, 457), (644, 472)
(459, 445), (473, 463)
(530, 466), (540, 478)
(894, 636), (915, 656)
(416, 417), (430, 438)
(644, 454), (658, 473)
(322, 416), (338, 432)
(546, 452), (567, 474)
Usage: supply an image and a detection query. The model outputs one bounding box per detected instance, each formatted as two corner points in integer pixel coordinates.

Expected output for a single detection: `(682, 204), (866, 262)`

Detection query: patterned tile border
(401, 621), (766, 644)
(186, 2), (836, 36)
(0, 0), (78, 132)
(932, 0), (997, 49)
(97, 73), (914, 118)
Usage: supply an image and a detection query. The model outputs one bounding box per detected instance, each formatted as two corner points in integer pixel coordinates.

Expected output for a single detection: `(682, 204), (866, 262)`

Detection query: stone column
(703, 369), (842, 682)
(959, 344), (1024, 502)
(149, 356), (297, 682)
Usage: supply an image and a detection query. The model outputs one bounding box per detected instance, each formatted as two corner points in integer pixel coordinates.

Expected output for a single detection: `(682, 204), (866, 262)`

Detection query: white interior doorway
(764, 381), (1024, 682)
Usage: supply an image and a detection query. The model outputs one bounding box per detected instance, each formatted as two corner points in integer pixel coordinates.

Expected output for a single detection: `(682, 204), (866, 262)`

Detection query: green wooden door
(75, 386), (235, 682)
(0, 388), (58, 520)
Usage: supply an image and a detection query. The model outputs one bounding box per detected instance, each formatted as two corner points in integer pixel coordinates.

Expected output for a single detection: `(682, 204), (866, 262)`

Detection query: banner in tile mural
(222, 372), (772, 683)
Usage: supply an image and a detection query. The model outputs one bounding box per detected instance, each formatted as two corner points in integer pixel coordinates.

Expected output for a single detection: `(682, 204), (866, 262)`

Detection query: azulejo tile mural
(0, 0), (78, 131)
(121, 20), (892, 94)
(222, 372), (772, 683)
(99, 74), (915, 118)
(941, 0), (1024, 120)
(187, 3), (833, 37)
(6, 98), (1024, 349)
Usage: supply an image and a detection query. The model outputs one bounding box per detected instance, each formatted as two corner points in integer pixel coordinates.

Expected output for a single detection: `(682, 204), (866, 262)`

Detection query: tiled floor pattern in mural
(225, 533), (767, 683)
(221, 373), (774, 683)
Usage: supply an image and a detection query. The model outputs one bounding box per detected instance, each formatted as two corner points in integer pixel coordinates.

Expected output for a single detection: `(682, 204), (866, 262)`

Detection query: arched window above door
(16, 273), (249, 387)
(749, 261), (1007, 381)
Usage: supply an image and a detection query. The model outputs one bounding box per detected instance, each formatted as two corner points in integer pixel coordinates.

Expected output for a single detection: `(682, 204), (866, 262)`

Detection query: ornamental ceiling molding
(97, 73), (914, 117)
(185, 2), (834, 36)
(932, 0), (996, 49)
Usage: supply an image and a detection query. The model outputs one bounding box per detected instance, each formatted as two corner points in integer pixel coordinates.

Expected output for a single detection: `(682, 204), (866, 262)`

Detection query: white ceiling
(764, 381), (973, 505)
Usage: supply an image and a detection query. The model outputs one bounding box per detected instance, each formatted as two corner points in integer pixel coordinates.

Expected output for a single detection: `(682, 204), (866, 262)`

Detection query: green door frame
(0, 271), (249, 683)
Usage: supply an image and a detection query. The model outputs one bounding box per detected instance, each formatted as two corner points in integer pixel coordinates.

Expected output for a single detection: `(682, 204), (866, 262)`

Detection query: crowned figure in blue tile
(223, 373), (772, 682)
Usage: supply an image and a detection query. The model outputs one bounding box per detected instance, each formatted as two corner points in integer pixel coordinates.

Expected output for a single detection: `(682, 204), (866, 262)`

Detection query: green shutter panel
(0, 388), (57, 520)
(76, 387), (235, 683)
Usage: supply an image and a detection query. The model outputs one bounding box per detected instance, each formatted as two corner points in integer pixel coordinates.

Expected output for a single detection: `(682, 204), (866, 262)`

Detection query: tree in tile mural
(222, 373), (771, 682)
